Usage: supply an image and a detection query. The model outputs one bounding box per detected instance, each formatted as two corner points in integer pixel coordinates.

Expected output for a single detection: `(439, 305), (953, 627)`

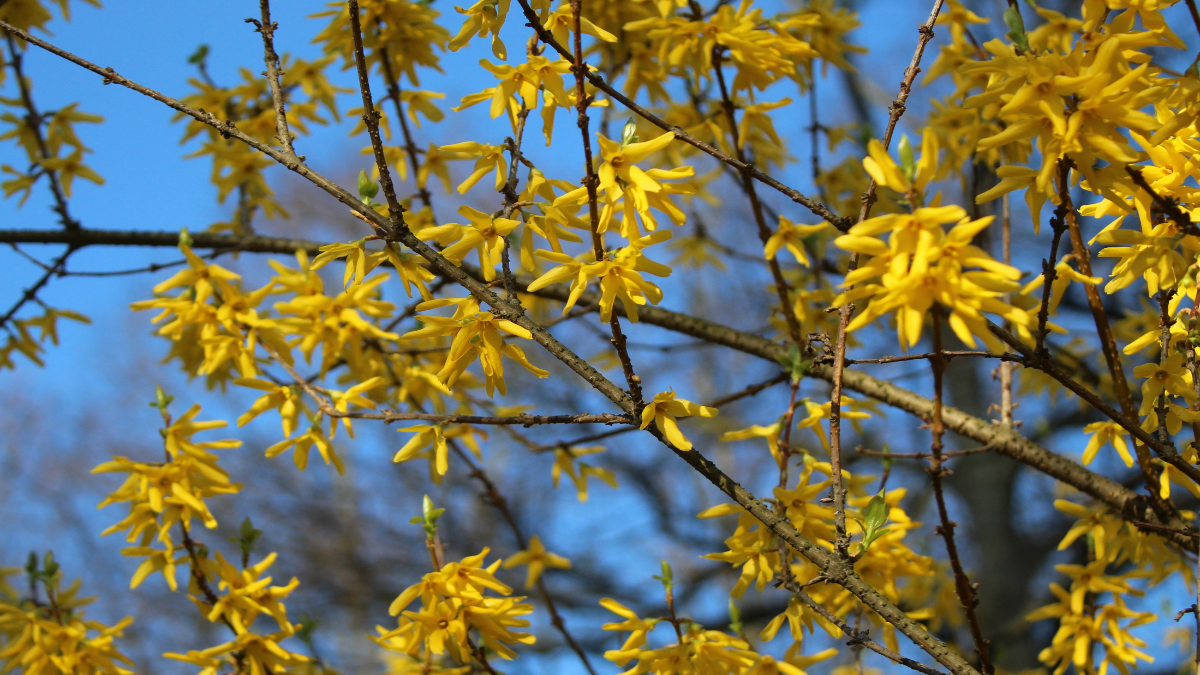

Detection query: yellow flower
(639, 389), (718, 451)
(448, 0), (511, 60)
(599, 598), (659, 666)
(437, 141), (507, 193)
(205, 551), (299, 635)
(763, 217), (829, 266)
(234, 379), (304, 438)
(401, 297), (549, 397)
(151, 244), (240, 305)
(550, 445), (617, 502)
(1131, 351), (1195, 415)
(264, 422), (344, 474)
(394, 424), (449, 476)
(861, 130), (938, 201)
(554, 131), (694, 236)
(1081, 421), (1133, 467)
(526, 230), (674, 323)
(439, 206), (522, 281)
(501, 535), (570, 588)
(720, 421), (782, 464)
(835, 206), (1026, 351)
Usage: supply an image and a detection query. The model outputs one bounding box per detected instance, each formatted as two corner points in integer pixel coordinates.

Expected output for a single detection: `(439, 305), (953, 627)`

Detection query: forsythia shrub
(6, 0), (1200, 674)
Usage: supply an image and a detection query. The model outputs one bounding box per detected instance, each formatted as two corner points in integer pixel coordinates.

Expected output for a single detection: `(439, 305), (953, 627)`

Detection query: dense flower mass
(11, 0), (1200, 674)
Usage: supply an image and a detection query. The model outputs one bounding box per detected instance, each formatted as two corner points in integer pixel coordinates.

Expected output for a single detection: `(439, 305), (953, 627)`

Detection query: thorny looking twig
(828, 0), (946, 560)
(1060, 162), (1170, 518)
(511, 0), (848, 230)
(347, 0), (404, 228)
(3, 33), (79, 230)
(569, 0), (643, 408)
(712, 45), (804, 348)
(249, 0), (296, 159)
(775, 576), (946, 675)
(929, 307), (993, 674)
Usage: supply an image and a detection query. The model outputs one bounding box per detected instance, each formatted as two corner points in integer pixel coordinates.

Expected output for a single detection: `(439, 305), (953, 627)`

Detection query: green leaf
(358, 170), (380, 204)
(178, 228), (193, 248)
(621, 118), (639, 146)
(150, 385), (174, 412)
(42, 550), (58, 579)
(855, 490), (892, 554)
(775, 345), (811, 384)
(1004, 6), (1030, 52)
(728, 598), (742, 634)
(652, 559), (675, 590)
(863, 491), (890, 532)
(187, 44), (210, 66)
(415, 495), (444, 538)
(230, 517), (263, 561)
(898, 134), (915, 182)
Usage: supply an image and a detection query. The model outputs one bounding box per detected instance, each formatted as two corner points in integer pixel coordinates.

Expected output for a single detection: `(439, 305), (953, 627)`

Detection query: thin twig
(856, 445), (995, 460)
(533, 373), (788, 453)
(569, 0), (642, 406)
(378, 40), (434, 212)
(929, 306), (993, 674)
(250, 0), (296, 158)
(843, 351), (1013, 365)
(1184, 0), (1200, 41)
(776, 576), (947, 675)
(0, 245), (74, 329)
(4, 33), (79, 230)
(829, 0), (946, 560)
(1126, 165), (1198, 236)
(511, 0), (848, 230)
(987, 320), (1200, 490)
(346, 0), (404, 227)
(1062, 162), (1167, 513)
(712, 46), (803, 347)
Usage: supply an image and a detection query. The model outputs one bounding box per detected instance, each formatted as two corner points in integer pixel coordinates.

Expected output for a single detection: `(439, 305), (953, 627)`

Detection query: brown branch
(1057, 163), (1171, 514)
(776, 576), (947, 675)
(0, 228), (322, 253)
(250, 0), (296, 158)
(1034, 205), (1068, 359)
(511, 0), (848, 230)
(857, 0), (945, 218)
(569, 0), (642, 407)
(3, 33), (79, 230)
(986, 321), (1200, 492)
(177, 521), (249, 673)
(2, 224), (1195, 556)
(377, 41), (433, 211)
(843, 351), (1013, 365)
(346, 0), (404, 226)
(532, 373), (789, 453)
(856, 445), (994, 460)
(828, 0), (946, 560)
(1185, 0), (1200, 41)
(321, 409), (633, 426)
(929, 307), (992, 674)
(500, 104), (531, 303)
(1126, 165), (1198, 236)
(0, 245), (74, 329)
(1135, 521), (1199, 538)
(712, 46), (803, 347)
